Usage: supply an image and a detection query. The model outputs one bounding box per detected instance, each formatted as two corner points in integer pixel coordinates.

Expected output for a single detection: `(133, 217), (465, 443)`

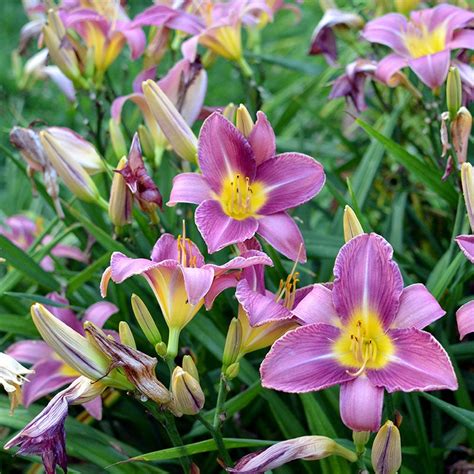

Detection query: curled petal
(376, 54), (407, 86)
(168, 172), (212, 206)
(292, 284), (338, 326)
(83, 301), (119, 329)
(408, 51), (450, 89)
(456, 235), (474, 263)
(151, 233), (204, 266)
(362, 13), (408, 54)
(456, 300), (474, 340)
(179, 266), (214, 306)
(248, 111), (276, 165)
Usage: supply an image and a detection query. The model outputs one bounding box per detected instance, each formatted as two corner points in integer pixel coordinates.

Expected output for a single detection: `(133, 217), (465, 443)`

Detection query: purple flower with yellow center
(168, 112), (325, 262)
(6, 292), (117, 419)
(261, 233), (457, 432)
(100, 232), (272, 348)
(363, 4), (474, 89)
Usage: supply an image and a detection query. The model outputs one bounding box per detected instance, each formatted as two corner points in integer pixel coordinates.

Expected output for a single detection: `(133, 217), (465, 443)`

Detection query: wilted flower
(371, 420), (402, 474)
(261, 233), (457, 432)
(0, 215), (87, 271)
(7, 293), (117, 419)
(363, 5), (474, 89)
(228, 436), (357, 472)
(0, 352), (33, 414)
(456, 163), (474, 263)
(168, 111), (325, 261)
(5, 375), (105, 474)
(100, 232), (272, 357)
(309, 9), (363, 64)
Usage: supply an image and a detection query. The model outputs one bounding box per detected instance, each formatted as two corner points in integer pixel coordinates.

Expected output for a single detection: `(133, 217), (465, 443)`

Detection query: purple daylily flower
(363, 4), (474, 89)
(6, 292), (118, 419)
(309, 8), (363, 64)
(260, 233), (457, 432)
(0, 215), (87, 271)
(100, 233), (273, 332)
(4, 375), (105, 474)
(168, 111), (325, 262)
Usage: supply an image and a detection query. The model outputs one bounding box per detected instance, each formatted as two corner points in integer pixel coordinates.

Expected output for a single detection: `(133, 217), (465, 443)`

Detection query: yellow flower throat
(334, 312), (394, 375)
(404, 23), (446, 58)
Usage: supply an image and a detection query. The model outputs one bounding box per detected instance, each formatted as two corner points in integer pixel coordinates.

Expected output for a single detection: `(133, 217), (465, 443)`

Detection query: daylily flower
(168, 111), (325, 261)
(227, 435), (357, 473)
(261, 233), (457, 432)
(309, 8), (363, 64)
(100, 232), (272, 356)
(115, 133), (163, 216)
(0, 352), (33, 414)
(5, 375), (106, 474)
(6, 292), (118, 419)
(456, 163), (474, 263)
(0, 215), (87, 271)
(363, 4), (474, 89)
(112, 58), (207, 162)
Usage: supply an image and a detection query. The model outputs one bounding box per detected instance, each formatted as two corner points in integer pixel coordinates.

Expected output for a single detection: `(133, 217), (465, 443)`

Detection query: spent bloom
(0, 215), (87, 271)
(261, 233), (457, 432)
(7, 292), (118, 419)
(0, 352), (33, 414)
(5, 376), (105, 474)
(168, 111), (325, 261)
(363, 4), (474, 89)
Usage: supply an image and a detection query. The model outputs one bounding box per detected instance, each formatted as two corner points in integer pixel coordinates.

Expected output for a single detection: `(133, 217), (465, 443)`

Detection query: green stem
(97, 196), (109, 211)
(213, 373), (228, 429)
(197, 414), (233, 467)
(166, 327), (181, 361)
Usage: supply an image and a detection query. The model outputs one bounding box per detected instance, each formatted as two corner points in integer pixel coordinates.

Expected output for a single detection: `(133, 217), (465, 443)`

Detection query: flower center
(219, 174), (267, 220)
(403, 23), (446, 59)
(333, 312), (394, 375)
(275, 272), (300, 309)
(177, 235), (197, 268)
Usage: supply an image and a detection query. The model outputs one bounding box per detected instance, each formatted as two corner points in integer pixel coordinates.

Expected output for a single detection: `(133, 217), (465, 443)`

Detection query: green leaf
(420, 393), (474, 431)
(0, 314), (39, 337)
(355, 118), (457, 207)
(67, 252), (111, 295)
(0, 235), (59, 292)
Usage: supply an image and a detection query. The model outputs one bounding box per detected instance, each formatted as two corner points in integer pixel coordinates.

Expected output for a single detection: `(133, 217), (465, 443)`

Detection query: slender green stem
(197, 414), (232, 466)
(213, 374), (228, 429)
(166, 327), (181, 361)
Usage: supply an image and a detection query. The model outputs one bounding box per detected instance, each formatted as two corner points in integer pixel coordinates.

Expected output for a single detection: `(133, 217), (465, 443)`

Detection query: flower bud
(108, 118), (127, 159)
(222, 318), (242, 368)
(31, 304), (131, 390)
(371, 421), (401, 474)
(222, 103), (237, 122)
(447, 67), (462, 121)
(119, 321), (136, 349)
(236, 104), (254, 137)
(182, 355), (199, 382)
(39, 129), (101, 203)
(352, 430), (370, 454)
(142, 79), (198, 163)
(138, 124), (156, 161)
(155, 342), (168, 357)
(395, 0), (420, 14)
(451, 106), (472, 165)
(224, 362), (240, 380)
(343, 206), (364, 242)
(109, 157), (133, 227)
(461, 162), (474, 232)
(131, 294), (162, 346)
(171, 366), (205, 416)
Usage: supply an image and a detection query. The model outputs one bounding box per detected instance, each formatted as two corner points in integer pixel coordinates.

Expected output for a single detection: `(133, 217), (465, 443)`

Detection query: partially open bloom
(456, 163), (474, 263)
(0, 352), (33, 414)
(168, 111), (325, 261)
(5, 375), (105, 474)
(100, 233), (272, 337)
(261, 233), (457, 432)
(0, 215), (87, 271)
(363, 5), (474, 89)
(309, 9), (363, 64)
(7, 293), (117, 419)
(228, 435), (357, 473)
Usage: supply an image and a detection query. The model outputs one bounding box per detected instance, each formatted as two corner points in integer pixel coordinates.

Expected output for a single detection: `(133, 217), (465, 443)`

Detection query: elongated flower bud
(451, 107), (472, 165)
(138, 124), (155, 161)
(31, 304), (130, 390)
(142, 79), (198, 163)
(223, 318), (242, 368)
(39, 130), (100, 203)
(447, 67), (462, 122)
(371, 421), (401, 474)
(182, 355), (200, 382)
(108, 119), (127, 159)
(236, 104), (254, 137)
(119, 321), (136, 349)
(343, 206), (364, 242)
(109, 157), (133, 227)
(170, 366), (205, 416)
(461, 163), (474, 232)
(131, 294), (162, 346)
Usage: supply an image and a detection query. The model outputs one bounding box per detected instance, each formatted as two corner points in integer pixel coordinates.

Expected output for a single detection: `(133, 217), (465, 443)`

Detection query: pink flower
(260, 233), (457, 432)
(6, 292), (117, 419)
(363, 4), (474, 89)
(0, 215), (87, 271)
(168, 112), (325, 261)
